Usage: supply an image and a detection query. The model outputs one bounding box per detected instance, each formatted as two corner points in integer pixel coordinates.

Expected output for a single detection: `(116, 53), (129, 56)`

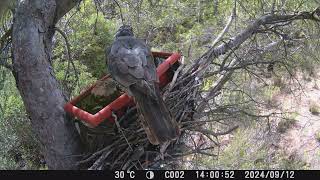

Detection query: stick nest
(74, 55), (236, 170)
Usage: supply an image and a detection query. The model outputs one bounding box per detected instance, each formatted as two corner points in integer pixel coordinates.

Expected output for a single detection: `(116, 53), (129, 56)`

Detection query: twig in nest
(196, 58), (238, 113)
(169, 58), (185, 89)
(163, 58), (185, 100)
(112, 112), (134, 151)
(77, 140), (117, 166)
(88, 150), (113, 170)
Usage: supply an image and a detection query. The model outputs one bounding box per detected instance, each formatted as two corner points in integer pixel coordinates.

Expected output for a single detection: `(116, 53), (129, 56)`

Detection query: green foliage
(0, 68), (41, 169)
(263, 85), (281, 106)
(53, 60), (97, 97)
(202, 123), (305, 169)
(54, 0), (115, 78)
(272, 153), (308, 170)
(205, 126), (271, 169)
(203, 78), (215, 91)
(0, 0), (16, 22)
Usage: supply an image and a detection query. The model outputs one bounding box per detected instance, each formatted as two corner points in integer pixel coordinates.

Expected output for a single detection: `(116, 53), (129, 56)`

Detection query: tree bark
(12, 0), (83, 169)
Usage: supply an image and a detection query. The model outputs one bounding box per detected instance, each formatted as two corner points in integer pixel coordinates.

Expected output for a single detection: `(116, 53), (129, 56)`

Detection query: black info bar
(1, 170), (319, 180)
(112, 170), (318, 179)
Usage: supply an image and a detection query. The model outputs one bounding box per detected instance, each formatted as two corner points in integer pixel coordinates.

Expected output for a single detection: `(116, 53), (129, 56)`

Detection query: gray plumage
(106, 25), (180, 145)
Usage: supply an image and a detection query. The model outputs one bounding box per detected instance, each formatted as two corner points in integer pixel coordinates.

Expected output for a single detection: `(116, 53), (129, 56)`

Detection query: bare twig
(211, 7), (236, 48)
(113, 0), (125, 24)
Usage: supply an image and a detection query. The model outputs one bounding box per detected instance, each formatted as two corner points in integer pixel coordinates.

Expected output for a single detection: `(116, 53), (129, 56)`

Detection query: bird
(106, 25), (180, 145)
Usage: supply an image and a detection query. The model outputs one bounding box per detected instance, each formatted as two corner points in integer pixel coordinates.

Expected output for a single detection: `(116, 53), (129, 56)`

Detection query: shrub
(309, 103), (320, 115)
(277, 118), (296, 133)
(315, 131), (320, 142)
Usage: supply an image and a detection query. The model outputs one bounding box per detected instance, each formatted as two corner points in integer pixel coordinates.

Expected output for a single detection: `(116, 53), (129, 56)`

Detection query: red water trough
(64, 52), (181, 127)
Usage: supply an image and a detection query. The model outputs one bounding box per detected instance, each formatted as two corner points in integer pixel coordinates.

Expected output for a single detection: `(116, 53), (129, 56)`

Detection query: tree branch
(211, 7), (236, 47)
(54, 27), (79, 84)
(55, 0), (81, 23)
(197, 57), (238, 112)
(198, 7), (320, 67)
(194, 7), (320, 113)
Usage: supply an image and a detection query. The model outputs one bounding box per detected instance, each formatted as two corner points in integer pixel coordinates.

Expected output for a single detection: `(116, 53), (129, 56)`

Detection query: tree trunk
(12, 0), (83, 169)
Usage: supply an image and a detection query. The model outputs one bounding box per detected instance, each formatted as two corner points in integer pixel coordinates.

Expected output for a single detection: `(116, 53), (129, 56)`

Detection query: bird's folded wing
(107, 38), (158, 89)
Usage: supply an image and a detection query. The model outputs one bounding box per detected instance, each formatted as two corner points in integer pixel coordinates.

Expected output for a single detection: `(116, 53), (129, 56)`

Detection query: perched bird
(106, 25), (180, 145)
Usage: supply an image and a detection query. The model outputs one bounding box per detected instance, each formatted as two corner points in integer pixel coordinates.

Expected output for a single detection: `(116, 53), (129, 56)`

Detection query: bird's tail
(130, 83), (180, 145)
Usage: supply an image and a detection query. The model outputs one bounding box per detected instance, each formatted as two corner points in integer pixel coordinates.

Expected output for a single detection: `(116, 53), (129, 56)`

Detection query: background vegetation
(1, 0), (320, 169)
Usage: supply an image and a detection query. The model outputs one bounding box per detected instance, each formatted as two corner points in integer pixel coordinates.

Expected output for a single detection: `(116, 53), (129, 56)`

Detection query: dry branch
(79, 7), (320, 170)
(54, 27), (79, 83)
(194, 7), (320, 70)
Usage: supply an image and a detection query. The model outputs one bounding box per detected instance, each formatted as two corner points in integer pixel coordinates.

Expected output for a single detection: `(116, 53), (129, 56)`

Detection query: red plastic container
(64, 52), (181, 127)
